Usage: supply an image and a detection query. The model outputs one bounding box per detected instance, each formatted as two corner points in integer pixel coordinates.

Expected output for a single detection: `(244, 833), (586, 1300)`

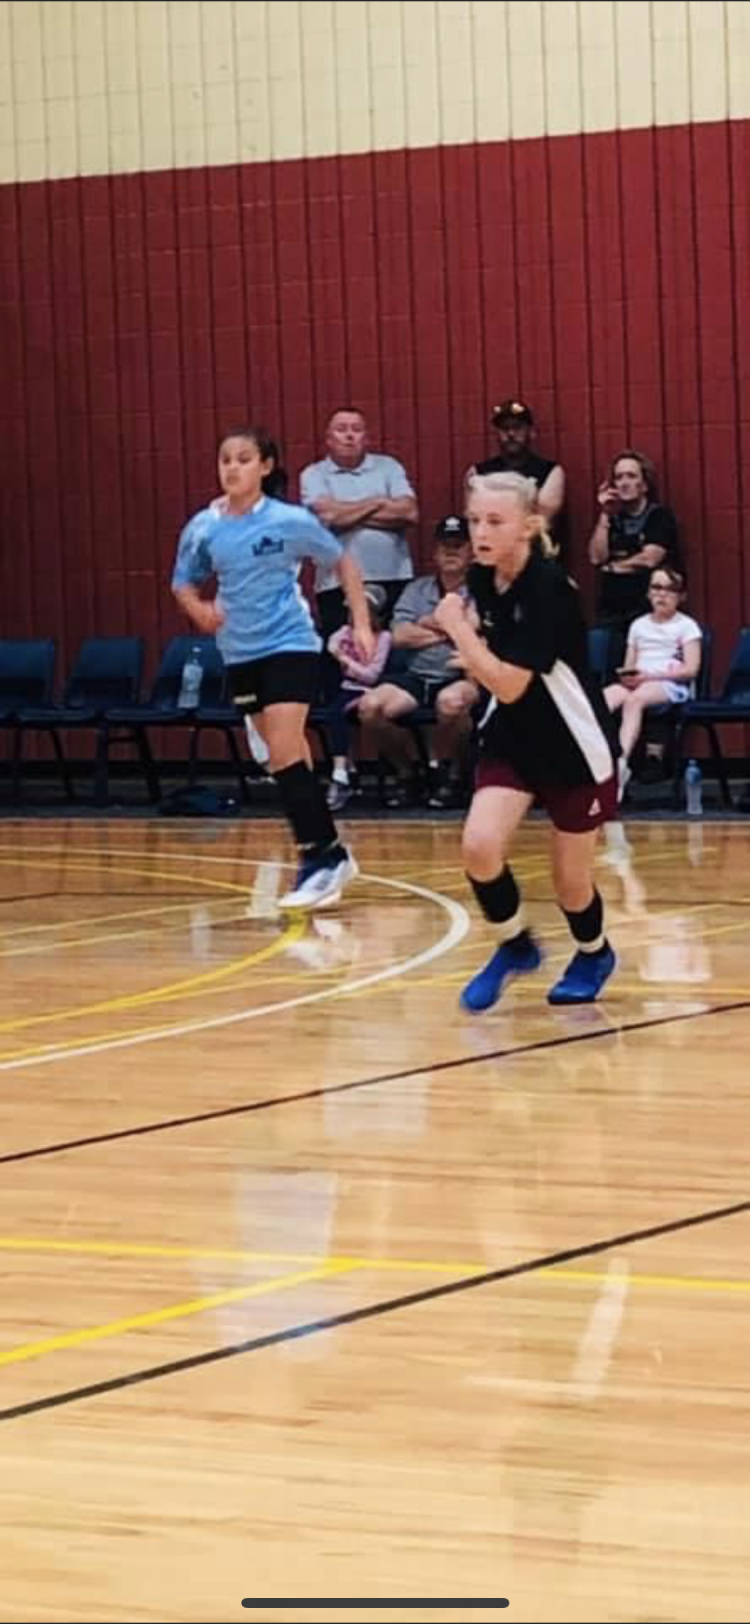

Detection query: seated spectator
(589, 450), (680, 652)
(357, 516), (479, 807)
(472, 398), (566, 540)
(300, 407), (418, 644)
(325, 586), (393, 811)
(604, 567), (701, 799)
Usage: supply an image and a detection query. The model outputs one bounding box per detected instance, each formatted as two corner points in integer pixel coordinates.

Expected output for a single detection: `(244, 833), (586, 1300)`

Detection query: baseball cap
(491, 398), (534, 426)
(434, 514), (469, 544)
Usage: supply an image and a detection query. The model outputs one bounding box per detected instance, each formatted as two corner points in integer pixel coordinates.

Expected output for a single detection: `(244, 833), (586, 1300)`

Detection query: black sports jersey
(468, 551), (615, 787)
(597, 503), (680, 624)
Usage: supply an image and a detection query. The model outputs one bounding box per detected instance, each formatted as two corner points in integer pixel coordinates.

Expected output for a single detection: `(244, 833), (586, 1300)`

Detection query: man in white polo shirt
(300, 406), (419, 648)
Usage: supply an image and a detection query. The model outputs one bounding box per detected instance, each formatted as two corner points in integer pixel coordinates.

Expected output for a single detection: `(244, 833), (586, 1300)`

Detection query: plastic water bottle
(178, 644), (204, 709)
(685, 759), (703, 817)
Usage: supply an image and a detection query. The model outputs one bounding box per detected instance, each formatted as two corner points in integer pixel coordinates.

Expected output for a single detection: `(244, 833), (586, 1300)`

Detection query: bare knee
(462, 823), (502, 879)
(357, 693), (384, 724)
(551, 834), (597, 911)
(436, 692), (465, 723)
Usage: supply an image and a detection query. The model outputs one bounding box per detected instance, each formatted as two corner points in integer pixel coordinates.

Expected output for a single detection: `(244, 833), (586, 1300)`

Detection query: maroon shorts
(475, 758), (618, 833)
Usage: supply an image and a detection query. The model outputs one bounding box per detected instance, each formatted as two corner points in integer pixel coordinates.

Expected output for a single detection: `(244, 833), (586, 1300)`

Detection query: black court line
(241, 1602), (508, 1610)
(2, 1191), (749, 1425)
(2, 996), (750, 1169)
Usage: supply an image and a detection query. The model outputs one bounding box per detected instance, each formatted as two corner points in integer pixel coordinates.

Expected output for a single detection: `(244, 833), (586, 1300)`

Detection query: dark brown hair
(218, 425), (287, 497)
(649, 565), (685, 594)
(610, 448), (659, 501)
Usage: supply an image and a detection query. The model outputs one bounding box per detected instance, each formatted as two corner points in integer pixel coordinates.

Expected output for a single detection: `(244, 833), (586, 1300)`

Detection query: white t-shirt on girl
(627, 611), (702, 700)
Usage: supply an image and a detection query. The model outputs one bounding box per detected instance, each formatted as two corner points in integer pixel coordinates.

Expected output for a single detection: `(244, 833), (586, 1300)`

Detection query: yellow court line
(0, 1235), (483, 1271)
(548, 1266), (750, 1294)
(2, 1236), (750, 1298)
(0, 853), (256, 898)
(0, 915), (306, 1035)
(4, 924), (748, 1060)
(3, 911), (267, 962)
(0, 896), (244, 947)
(0, 1259), (360, 1371)
(3, 922), (748, 1062)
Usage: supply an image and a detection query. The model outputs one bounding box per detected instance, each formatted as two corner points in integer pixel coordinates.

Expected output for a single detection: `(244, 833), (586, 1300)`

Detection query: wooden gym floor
(0, 815), (749, 1624)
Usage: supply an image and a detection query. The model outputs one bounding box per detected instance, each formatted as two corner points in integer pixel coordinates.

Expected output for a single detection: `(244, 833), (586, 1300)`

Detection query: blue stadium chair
(14, 637), (144, 802)
(0, 639), (57, 800)
(587, 625), (616, 686)
(673, 627), (750, 806)
(102, 636), (227, 805)
(186, 674), (262, 802)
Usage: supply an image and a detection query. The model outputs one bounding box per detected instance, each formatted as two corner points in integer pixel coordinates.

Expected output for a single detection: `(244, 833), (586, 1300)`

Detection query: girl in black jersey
(434, 471), (617, 1010)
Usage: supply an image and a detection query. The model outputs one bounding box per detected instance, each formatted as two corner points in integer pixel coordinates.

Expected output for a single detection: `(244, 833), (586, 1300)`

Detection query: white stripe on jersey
(477, 694), (498, 731)
(293, 571), (316, 635)
(541, 660), (612, 784)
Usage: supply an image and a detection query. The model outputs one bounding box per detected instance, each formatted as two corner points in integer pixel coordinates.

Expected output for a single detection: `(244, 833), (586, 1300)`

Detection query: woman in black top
(589, 449), (680, 636)
(435, 471), (617, 1011)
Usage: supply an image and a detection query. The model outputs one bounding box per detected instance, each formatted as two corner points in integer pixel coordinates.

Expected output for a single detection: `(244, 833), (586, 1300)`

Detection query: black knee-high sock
(274, 761), (343, 859)
(561, 888), (607, 953)
(468, 866), (530, 944)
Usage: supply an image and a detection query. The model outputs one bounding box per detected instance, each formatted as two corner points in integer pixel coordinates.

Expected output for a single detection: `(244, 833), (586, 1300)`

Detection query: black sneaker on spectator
(385, 773), (422, 809)
(638, 755), (666, 785)
(428, 767), (465, 809)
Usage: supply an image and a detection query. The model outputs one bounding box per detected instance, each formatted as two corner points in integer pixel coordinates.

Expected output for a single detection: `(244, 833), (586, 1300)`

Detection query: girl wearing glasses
(604, 568), (701, 798)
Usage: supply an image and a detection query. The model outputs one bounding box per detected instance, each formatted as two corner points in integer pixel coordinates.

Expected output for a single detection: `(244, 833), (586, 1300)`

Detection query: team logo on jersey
(252, 535), (284, 556)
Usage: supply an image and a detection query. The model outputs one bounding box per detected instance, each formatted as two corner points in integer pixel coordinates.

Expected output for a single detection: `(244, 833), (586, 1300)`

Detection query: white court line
(0, 849), (470, 1072)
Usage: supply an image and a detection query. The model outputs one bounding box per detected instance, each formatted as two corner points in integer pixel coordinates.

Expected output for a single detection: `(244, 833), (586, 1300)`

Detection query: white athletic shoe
(279, 849), (359, 911)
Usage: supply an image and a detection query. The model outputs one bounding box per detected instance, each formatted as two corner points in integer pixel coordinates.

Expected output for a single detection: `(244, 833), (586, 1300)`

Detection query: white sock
(244, 716), (270, 767)
(332, 766), (349, 785)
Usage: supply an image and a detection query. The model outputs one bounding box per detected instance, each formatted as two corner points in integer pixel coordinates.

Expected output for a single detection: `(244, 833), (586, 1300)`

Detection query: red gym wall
(1, 3), (749, 694)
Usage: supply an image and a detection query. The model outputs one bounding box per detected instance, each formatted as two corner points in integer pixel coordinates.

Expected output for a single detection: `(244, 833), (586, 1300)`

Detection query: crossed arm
(307, 493), (418, 533)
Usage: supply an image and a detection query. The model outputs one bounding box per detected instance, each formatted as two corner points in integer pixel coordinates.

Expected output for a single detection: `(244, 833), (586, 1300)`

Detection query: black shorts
(226, 653), (320, 715)
(388, 671), (456, 708)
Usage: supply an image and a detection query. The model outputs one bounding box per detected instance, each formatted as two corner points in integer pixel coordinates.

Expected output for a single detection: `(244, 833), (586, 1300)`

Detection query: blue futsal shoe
(460, 933), (542, 1013)
(547, 943), (616, 1005)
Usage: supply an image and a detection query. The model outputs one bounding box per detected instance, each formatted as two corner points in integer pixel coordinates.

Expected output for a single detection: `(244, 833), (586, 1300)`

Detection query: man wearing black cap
(356, 516), (478, 806)
(474, 399), (566, 532)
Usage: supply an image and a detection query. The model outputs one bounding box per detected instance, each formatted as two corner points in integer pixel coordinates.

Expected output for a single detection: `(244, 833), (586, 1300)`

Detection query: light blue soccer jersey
(171, 496), (343, 663)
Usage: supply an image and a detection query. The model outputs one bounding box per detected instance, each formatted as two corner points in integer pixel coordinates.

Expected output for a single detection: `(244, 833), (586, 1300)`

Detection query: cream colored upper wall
(1, 0), (749, 184)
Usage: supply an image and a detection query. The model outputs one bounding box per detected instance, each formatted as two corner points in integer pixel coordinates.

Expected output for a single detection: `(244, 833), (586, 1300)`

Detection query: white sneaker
(279, 850), (359, 911)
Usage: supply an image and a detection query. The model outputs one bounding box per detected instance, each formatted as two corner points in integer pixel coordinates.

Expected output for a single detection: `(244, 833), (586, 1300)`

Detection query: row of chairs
(0, 636), (249, 805)
(1, 627), (750, 807)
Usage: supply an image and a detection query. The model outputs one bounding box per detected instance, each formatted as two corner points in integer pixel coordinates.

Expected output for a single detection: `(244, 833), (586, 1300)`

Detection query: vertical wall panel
(728, 117), (750, 624)
(655, 127), (706, 614)
(547, 135), (594, 560)
(692, 120), (744, 654)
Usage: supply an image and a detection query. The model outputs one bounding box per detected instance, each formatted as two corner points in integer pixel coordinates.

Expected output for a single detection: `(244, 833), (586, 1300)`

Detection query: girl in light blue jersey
(172, 425), (374, 909)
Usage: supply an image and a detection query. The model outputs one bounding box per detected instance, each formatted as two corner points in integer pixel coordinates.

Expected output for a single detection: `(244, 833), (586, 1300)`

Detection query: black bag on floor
(158, 785), (239, 817)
